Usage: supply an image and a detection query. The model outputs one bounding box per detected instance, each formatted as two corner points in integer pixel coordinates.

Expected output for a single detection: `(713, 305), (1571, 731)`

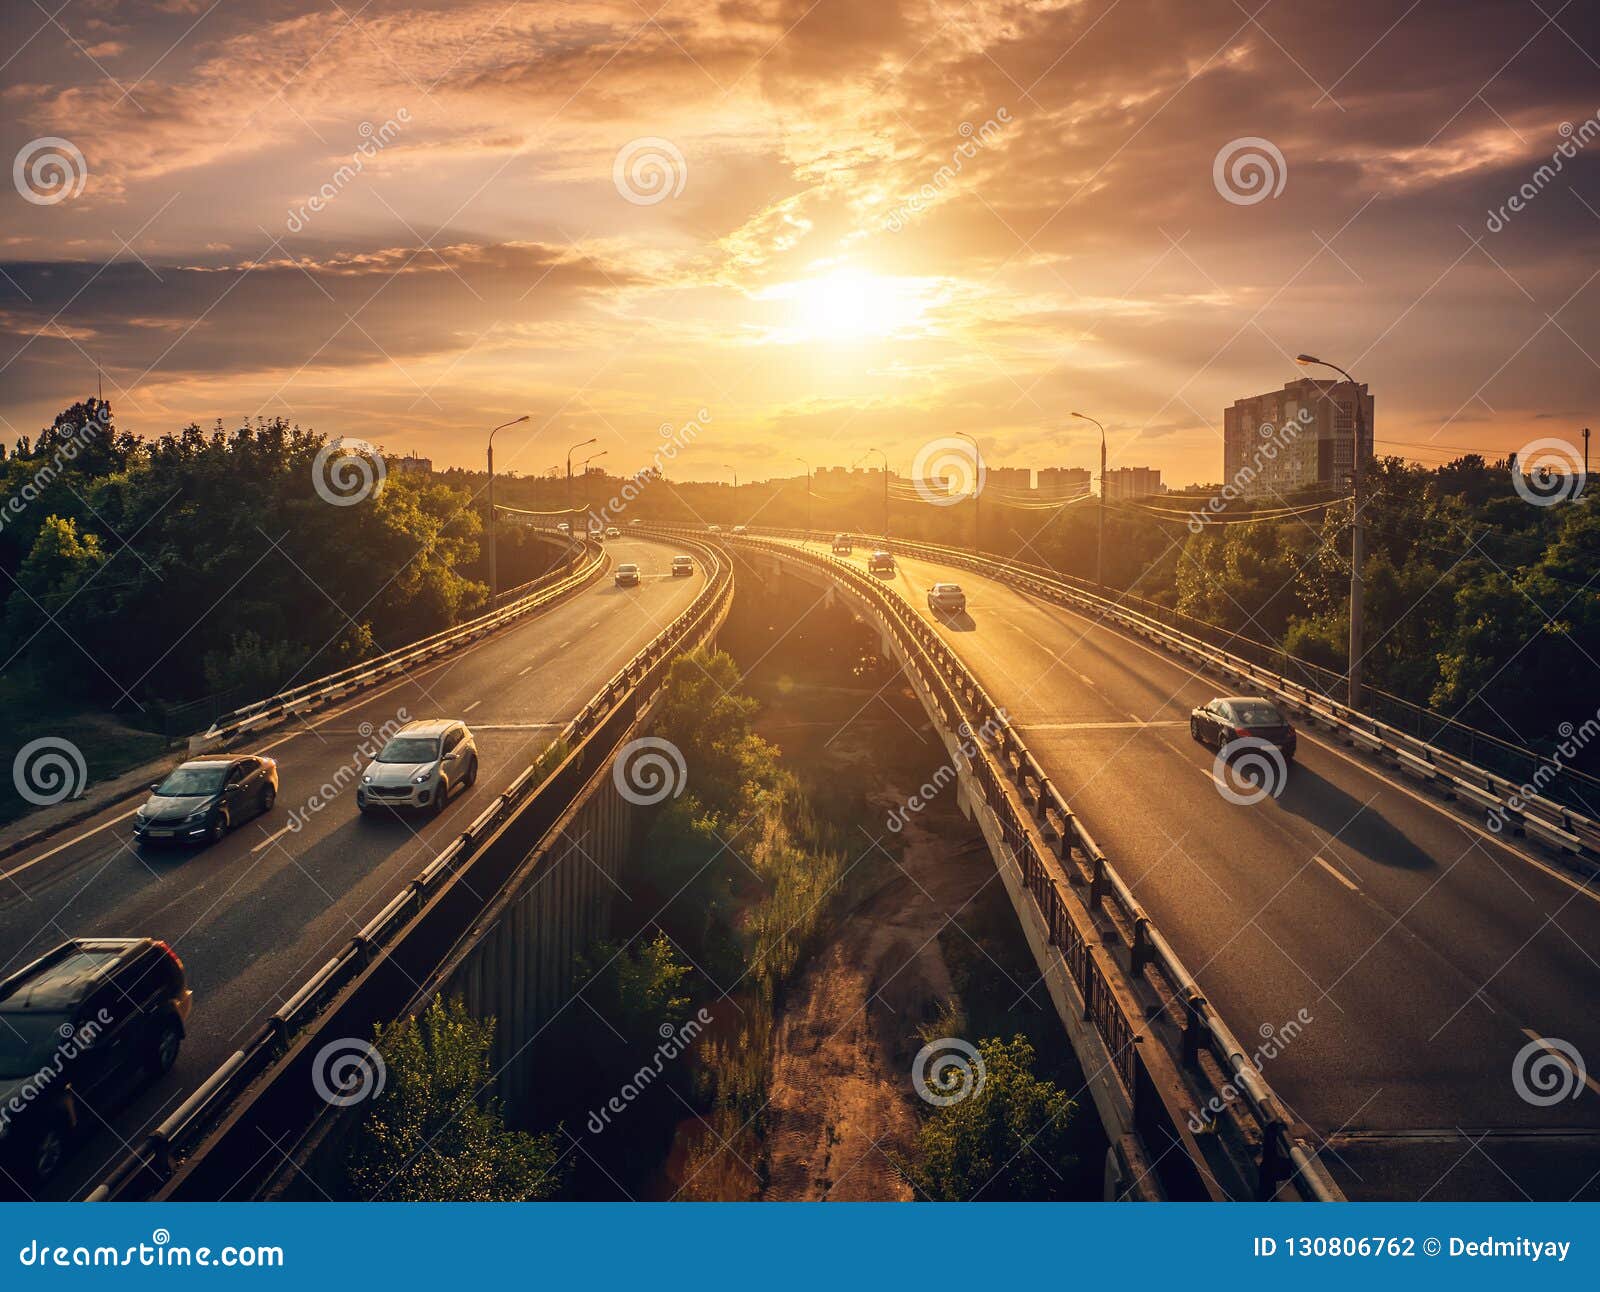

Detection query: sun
(765, 268), (928, 343)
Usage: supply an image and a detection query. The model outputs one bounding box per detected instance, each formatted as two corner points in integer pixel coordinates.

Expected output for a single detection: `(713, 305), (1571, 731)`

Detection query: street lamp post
(956, 432), (982, 555)
(1296, 354), (1369, 709)
(577, 450), (608, 530)
(856, 449), (889, 538)
(565, 436), (597, 525)
(796, 457), (812, 537)
(1071, 412), (1107, 588)
(486, 414), (530, 608)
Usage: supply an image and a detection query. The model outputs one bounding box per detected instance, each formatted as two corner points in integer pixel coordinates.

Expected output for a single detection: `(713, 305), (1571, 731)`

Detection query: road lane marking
(251, 825), (293, 854)
(1315, 855), (1360, 891)
(1520, 1029), (1600, 1097)
(1020, 720), (1186, 731)
(462, 700), (482, 714)
(517, 665), (533, 675)
(463, 723), (564, 731)
(0, 807), (142, 883)
(560, 640), (572, 648)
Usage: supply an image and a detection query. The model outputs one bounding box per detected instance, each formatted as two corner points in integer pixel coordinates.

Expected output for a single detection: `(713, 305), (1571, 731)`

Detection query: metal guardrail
(726, 534), (1339, 1202)
(90, 540), (731, 1202)
(195, 534), (605, 749)
(705, 526), (1600, 865)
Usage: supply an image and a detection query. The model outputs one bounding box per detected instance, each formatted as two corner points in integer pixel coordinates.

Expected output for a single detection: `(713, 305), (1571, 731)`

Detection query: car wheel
(259, 784), (276, 815)
(206, 813), (227, 844)
(464, 755), (478, 788)
(30, 1120), (68, 1184)
(432, 780), (449, 815)
(150, 1018), (182, 1076)
(1189, 718), (1200, 741)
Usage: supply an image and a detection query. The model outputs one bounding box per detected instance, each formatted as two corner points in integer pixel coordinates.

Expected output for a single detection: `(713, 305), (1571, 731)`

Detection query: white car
(731, 524), (747, 535)
(628, 518), (644, 527)
(615, 562), (641, 586)
(357, 719), (478, 816)
(927, 583), (967, 614)
(556, 522), (571, 535)
(605, 526), (620, 538)
(707, 524), (722, 533)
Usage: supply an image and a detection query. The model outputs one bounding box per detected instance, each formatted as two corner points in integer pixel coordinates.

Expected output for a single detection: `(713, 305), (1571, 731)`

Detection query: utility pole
(723, 464), (738, 525)
(1297, 355), (1368, 709)
(1072, 412), (1107, 588)
(794, 457), (812, 538)
(565, 436), (596, 528)
(486, 414), (530, 608)
(956, 432), (982, 554)
(856, 449), (890, 537)
(1584, 427), (1591, 494)
(578, 450), (607, 530)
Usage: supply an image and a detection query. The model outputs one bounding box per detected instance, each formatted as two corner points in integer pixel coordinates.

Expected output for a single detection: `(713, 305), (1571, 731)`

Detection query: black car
(867, 550), (894, 574)
(1190, 696), (1297, 761)
(133, 754), (278, 847)
(0, 938), (192, 1184)
(831, 533), (853, 554)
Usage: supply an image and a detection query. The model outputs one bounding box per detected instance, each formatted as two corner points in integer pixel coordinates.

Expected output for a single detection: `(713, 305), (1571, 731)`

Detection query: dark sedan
(1190, 696), (1297, 761)
(133, 755), (279, 847)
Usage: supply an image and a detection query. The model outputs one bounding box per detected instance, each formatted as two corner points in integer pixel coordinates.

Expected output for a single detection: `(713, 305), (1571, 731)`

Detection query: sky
(1, 0), (1597, 487)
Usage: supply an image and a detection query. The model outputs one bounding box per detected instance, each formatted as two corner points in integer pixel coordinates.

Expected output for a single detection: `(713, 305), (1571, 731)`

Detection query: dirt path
(760, 776), (993, 1201)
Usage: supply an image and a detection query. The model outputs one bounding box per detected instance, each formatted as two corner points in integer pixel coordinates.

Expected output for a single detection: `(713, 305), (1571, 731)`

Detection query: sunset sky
(2, 0), (1596, 486)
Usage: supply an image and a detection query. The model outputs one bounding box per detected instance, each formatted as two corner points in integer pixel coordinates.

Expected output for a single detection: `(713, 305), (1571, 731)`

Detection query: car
(867, 550), (894, 574)
(731, 524), (748, 535)
(927, 582), (966, 614)
(707, 524), (722, 533)
(1190, 696), (1297, 761)
(356, 719), (478, 816)
(605, 526), (620, 538)
(614, 562), (641, 586)
(133, 755), (278, 847)
(670, 555), (694, 577)
(628, 518), (644, 527)
(0, 938), (191, 1184)
(556, 521), (571, 535)
(831, 532), (852, 553)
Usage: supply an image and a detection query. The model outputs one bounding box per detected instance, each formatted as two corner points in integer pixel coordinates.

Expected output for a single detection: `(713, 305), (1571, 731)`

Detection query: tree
(899, 1035), (1078, 1201)
(344, 996), (566, 1201)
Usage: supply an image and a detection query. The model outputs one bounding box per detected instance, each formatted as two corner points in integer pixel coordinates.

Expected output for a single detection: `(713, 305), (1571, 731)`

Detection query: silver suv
(357, 719), (478, 816)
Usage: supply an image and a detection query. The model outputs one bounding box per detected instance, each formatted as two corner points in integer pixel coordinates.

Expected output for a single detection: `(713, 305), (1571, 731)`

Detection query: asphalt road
(797, 540), (1600, 1201)
(0, 537), (705, 1200)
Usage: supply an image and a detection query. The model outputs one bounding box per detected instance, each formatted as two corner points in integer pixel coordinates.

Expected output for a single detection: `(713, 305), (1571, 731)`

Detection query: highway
(0, 537), (705, 1201)
(781, 539), (1600, 1202)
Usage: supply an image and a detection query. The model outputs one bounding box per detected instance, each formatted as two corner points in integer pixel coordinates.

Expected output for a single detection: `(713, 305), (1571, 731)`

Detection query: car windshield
(1234, 703), (1284, 726)
(155, 765), (228, 796)
(0, 1011), (70, 1078)
(377, 736), (440, 763)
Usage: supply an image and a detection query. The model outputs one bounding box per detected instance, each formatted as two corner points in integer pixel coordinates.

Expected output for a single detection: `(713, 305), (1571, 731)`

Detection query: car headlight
(413, 766), (437, 785)
(362, 772), (373, 784)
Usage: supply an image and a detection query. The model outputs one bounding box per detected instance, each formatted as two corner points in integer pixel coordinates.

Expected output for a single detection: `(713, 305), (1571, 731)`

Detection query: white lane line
(1315, 855), (1360, 891)
(462, 700), (482, 714)
(1519, 1029), (1600, 1097)
(559, 640), (572, 649)
(1078, 673), (1096, 687)
(517, 665), (533, 676)
(1021, 720), (1186, 731)
(0, 807), (141, 883)
(251, 825), (293, 854)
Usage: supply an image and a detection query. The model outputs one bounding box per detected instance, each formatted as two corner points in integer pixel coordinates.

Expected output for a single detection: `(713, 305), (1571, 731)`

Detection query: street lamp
(565, 436), (597, 522)
(955, 431), (982, 554)
(1071, 412), (1107, 588)
(577, 450), (608, 529)
(855, 449), (889, 538)
(1296, 353), (1369, 709)
(794, 456), (812, 539)
(486, 414), (530, 608)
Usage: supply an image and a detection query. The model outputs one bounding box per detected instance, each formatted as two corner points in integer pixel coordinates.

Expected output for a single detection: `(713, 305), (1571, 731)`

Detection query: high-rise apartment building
(1103, 466), (1162, 499)
(1223, 379), (1374, 498)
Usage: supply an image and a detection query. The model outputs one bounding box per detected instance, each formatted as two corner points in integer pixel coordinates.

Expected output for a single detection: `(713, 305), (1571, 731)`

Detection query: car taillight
(1234, 726), (1250, 738)
(154, 939), (185, 973)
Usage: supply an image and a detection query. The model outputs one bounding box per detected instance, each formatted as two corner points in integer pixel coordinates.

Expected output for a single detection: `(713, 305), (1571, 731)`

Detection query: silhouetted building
(394, 452), (433, 475)
(1103, 466), (1161, 498)
(1224, 379), (1373, 498)
(1037, 466), (1091, 495)
(984, 466), (1031, 492)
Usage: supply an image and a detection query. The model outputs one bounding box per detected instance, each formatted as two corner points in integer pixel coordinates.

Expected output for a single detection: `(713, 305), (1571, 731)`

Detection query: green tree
(345, 996), (566, 1201)
(900, 1035), (1078, 1201)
